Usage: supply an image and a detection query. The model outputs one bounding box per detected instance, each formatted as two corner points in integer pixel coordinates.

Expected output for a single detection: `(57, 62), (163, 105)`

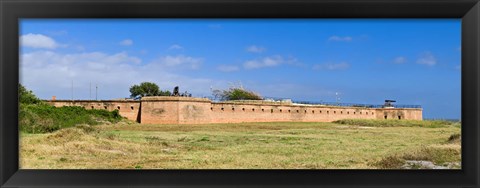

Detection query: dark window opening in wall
(327, 111), (329, 114)
(211, 107), (213, 111)
(312, 110), (315, 113)
(360, 112), (362, 115)
(354, 112), (356, 115)
(384, 116), (388, 119)
(341, 111), (343, 114)
(320, 110), (322, 113)
(280, 109), (283, 112)
(366, 112), (368, 115)
(372, 112), (375, 115)
(131, 106), (134, 110)
(221, 107), (224, 111)
(262, 109), (265, 112)
(104, 106), (107, 109)
(347, 111), (350, 114)
(271, 109), (274, 113)
(117, 106), (120, 110)
(232, 108), (235, 111)
(398, 116), (402, 120)
(242, 108), (245, 111)
(288, 110), (291, 113)
(252, 108), (255, 111)
(297, 110), (299, 113)
(334, 111), (336, 114)
(91, 106), (94, 109)
(305, 110), (307, 113)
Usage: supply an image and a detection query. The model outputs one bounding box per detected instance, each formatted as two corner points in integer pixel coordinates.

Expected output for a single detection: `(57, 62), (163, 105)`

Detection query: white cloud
(328, 36), (353, 42)
(243, 55), (296, 69)
(246, 45), (266, 53)
(169, 44), (183, 50)
(416, 52), (436, 66)
(20, 33), (59, 49)
(119, 39), (133, 46)
(20, 51), (224, 100)
(312, 62), (350, 71)
(153, 55), (203, 69)
(393, 56), (407, 64)
(217, 65), (240, 72)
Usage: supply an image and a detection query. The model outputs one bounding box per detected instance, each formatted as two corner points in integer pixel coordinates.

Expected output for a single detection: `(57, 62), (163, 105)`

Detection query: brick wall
(46, 97), (422, 124)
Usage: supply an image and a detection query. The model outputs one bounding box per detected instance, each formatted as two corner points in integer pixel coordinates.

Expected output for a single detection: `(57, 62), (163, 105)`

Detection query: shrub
(212, 86), (262, 101)
(19, 84), (41, 105)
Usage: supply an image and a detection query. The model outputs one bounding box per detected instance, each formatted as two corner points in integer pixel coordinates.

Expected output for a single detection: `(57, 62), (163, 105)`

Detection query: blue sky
(19, 19), (461, 119)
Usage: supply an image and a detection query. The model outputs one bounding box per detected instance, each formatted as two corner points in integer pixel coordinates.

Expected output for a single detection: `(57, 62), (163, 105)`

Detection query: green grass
(333, 119), (460, 128)
(19, 120), (461, 169)
(19, 103), (122, 134)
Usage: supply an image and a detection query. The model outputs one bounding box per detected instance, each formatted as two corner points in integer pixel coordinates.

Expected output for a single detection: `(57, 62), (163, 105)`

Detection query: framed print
(1, 0), (479, 187)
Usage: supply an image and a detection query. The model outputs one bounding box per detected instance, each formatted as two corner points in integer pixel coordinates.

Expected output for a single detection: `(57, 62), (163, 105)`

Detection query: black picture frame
(1, 0), (479, 187)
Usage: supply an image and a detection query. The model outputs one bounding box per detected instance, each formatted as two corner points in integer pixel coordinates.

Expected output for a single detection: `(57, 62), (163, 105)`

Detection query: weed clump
(447, 133), (461, 144)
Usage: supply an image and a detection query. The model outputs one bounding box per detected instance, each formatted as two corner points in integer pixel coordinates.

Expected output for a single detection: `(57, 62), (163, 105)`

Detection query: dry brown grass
(20, 121), (461, 169)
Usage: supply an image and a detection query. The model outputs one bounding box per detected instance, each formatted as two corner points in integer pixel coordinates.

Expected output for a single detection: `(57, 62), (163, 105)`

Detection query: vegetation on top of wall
(212, 86), (262, 101)
(333, 119), (460, 128)
(129, 82), (171, 98)
(19, 84), (123, 134)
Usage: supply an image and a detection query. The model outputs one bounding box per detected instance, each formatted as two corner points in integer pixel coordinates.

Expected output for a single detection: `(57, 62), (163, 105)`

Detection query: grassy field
(19, 120), (461, 169)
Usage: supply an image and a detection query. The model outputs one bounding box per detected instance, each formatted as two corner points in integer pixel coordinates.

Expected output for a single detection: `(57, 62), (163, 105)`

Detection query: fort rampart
(46, 96), (422, 124)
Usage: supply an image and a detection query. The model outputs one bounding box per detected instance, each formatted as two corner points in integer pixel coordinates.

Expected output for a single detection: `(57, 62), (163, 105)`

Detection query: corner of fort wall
(45, 97), (423, 124)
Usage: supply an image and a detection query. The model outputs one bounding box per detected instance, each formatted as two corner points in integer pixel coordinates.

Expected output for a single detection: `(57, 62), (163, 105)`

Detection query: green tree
(19, 84), (41, 104)
(129, 82), (171, 98)
(212, 86), (262, 101)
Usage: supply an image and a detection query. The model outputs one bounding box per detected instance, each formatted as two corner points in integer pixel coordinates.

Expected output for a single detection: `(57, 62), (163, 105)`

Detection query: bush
(19, 104), (123, 134)
(129, 82), (171, 98)
(212, 87), (262, 101)
(19, 84), (41, 105)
